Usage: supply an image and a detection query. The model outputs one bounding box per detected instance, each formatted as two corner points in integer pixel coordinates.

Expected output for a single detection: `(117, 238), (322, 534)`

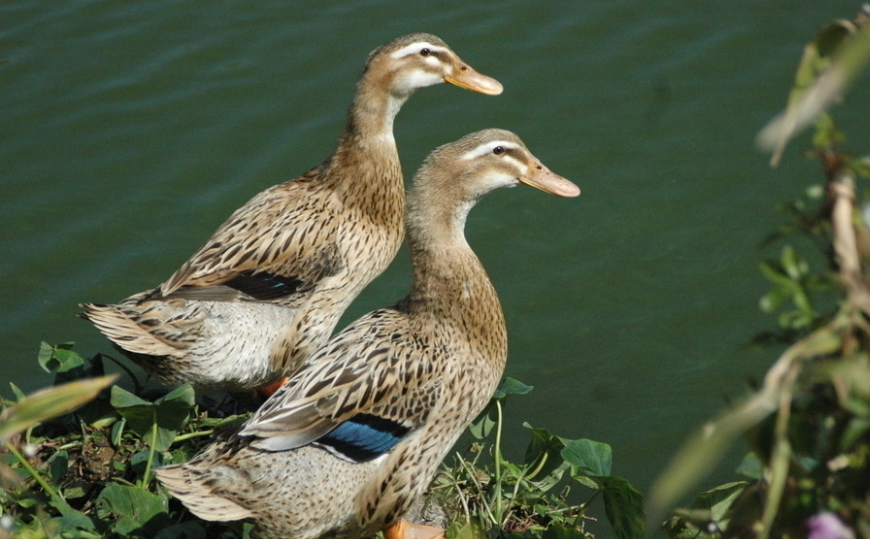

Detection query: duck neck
(338, 67), (408, 152)
(405, 193), (508, 369)
(328, 66), (407, 224)
(406, 192), (475, 301)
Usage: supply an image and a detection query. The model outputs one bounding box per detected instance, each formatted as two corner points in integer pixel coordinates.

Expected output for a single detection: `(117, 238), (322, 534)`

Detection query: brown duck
(155, 128), (580, 539)
(80, 33), (502, 393)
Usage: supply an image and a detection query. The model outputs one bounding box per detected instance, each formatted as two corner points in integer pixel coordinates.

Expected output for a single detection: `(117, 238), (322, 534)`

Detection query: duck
(154, 128), (580, 539)
(80, 33), (503, 393)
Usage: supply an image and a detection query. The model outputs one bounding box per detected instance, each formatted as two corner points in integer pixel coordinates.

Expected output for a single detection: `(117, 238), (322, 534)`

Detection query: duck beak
(519, 163), (580, 198)
(444, 60), (503, 96)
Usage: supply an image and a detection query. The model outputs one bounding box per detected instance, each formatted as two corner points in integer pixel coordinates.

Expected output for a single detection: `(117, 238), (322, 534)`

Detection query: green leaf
(759, 260), (790, 286)
(110, 386), (151, 409)
(48, 450), (69, 482)
(111, 417), (126, 446)
(597, 476), (645, 539)
(156, 384), (197, 425)
(64, 482), (89, 500)
(523, 423), (569, 481)
(842, 416), (870, 449)
(197, 414), (249, 429)
(524, 423), (561, 455)
(8, 382), (26, 402)
(446, 520), (488, 539)
(37, 342), (84, 374)
(131, 449), (164, 475)
(469, 378), (533, 439)
(242, 522), (257, 539)
(50, 510), (99, 538)
(573, 474), (598, 490)
(561, 438), (612, 477)
(493, 377), (534, 399)
(0, 375), (118, 441)
(780, 246), (806, 281)
(38, 341), (55, 372)
(689, 481), (748, 522)
(468, 402), (497, 439)
(155, 521), (207, 539)
(111, 384), (195, 451)
(542, 523), (589, 539)
(97, 483), (170, 536)
(759, 288), (788, 313)
(531, 461), (571, 492)
(735, 453), (763, 480)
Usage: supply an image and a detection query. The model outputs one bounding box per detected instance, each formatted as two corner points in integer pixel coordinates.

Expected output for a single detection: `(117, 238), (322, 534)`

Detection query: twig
(830, 171), (870, 317)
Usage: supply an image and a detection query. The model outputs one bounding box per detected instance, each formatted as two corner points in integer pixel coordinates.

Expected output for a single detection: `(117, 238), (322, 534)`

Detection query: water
(2, 0), (869, 521)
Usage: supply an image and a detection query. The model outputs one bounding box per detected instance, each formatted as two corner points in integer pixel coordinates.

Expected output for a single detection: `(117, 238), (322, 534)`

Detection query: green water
(2, 0), (869, 510)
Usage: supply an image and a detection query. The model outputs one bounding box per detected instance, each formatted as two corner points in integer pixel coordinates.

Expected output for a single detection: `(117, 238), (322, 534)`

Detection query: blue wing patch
(319, 413), (410, 462)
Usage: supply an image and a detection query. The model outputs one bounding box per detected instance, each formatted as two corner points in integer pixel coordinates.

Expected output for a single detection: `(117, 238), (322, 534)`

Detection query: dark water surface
(3, 0), (869, 513)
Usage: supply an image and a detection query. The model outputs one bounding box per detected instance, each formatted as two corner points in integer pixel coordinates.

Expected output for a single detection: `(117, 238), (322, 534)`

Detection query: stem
(493, 400), (503, 482)
(829, 170), (870, 315)
(140, 410), (159, 488)
(101, 354), (142, 395)
(5, 442), (72, 515)
(758, 359), (801, 539)
(525, 452), (549, 481)
(56, 441), (81, 451)
(502, 469), (526, 529)
(576, 488), (601, 524)
(492, 400), (504, 524)
(457, 452), (498, 525)
(173, 429), (215, 443)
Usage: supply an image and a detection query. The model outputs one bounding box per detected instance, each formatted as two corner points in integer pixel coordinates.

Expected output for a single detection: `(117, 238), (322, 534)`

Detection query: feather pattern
(80, 33), (503, 392)
(155, 129), (580, 539)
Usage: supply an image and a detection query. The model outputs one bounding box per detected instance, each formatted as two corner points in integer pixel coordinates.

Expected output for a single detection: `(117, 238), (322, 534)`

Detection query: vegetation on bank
(0, 345), (643, 539)
(3, 7), (870, 539)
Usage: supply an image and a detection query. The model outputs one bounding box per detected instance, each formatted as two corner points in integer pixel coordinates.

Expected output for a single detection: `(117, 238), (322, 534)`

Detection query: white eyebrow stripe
(512, 158), (529, 176)
(460, 141), (521, 161)
(390, 42), (450, 59)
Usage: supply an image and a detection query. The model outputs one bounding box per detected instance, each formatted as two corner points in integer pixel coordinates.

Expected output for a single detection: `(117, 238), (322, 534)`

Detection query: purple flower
(806, 512), (855, 539)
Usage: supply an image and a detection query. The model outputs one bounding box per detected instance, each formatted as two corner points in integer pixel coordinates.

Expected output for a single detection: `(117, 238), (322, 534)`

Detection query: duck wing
(239, 308), (441, 461)
(160, 168), (343, 302)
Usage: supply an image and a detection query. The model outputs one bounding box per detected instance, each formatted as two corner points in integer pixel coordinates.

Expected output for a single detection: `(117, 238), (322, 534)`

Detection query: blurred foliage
(654, 6), (870, 539)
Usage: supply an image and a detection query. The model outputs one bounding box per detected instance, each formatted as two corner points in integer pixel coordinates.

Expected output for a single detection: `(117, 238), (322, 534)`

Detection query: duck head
(365, 33), (503, 99)
(417, 128), (579, 203)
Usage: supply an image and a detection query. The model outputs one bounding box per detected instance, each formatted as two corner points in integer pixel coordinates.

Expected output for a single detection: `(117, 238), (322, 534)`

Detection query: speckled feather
(154, 129), (580, 539)
(80, 33), (502, 392)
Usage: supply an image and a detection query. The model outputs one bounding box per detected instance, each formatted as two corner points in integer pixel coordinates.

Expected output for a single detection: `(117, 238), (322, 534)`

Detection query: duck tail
(79, 302), (179, 356)
(155, 464), (253, 522)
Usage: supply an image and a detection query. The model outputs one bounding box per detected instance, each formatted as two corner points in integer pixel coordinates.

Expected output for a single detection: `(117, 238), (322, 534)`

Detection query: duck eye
(492, 146), (505, 155)
(420, 48), (431, 57)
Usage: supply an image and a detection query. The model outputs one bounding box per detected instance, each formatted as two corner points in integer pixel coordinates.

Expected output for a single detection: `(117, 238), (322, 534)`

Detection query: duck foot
(384, 520), (446, 539)
(251, 377), (288, 398)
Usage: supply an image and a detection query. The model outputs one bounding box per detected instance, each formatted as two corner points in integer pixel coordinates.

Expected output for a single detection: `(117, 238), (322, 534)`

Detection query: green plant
(1, 346), (643, 539)
(434, 378), (645, 539)
(652, 7), (870, 539)
(0, 343), (251, 539)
